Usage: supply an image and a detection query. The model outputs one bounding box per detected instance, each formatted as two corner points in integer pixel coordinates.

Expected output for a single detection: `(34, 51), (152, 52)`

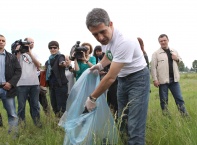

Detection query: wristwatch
(89, 95), (97, 102)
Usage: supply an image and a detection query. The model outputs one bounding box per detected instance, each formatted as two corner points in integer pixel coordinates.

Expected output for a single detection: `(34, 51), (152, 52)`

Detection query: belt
(123, 67), (147, 79)
(0, 84), (5, 88)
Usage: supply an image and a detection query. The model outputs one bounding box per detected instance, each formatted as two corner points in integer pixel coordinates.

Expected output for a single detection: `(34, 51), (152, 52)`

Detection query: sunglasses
(49, 46), (58, 49)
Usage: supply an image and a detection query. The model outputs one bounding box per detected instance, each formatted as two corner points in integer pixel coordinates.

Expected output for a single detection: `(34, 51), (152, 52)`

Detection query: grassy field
(0, 73), (197, 145)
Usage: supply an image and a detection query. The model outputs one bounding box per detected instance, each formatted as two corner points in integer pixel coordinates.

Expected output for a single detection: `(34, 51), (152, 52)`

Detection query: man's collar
(0, 49), (6, 55)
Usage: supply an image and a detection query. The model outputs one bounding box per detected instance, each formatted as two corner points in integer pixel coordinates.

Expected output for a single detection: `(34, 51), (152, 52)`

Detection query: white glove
(89, 63), (104, 74)
(85, 97), (97, 112)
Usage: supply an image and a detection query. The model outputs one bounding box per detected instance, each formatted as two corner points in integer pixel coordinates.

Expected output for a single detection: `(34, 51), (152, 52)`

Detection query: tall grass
(0, 73), (197, 145)
(146, 73), (197, 145)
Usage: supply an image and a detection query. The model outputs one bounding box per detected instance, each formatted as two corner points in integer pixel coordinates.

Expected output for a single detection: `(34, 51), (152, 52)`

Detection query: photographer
(14, 37), (42, 127)
(73, 42), (96, 80)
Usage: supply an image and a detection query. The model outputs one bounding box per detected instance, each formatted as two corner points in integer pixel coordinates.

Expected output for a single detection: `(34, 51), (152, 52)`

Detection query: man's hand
(153, 80), (160, 88)
(171, 53), (178, 61)
(3, 82), (12, 90)
(15, 45), (20, 51)
(89, 63), (103, 74)
(26, 46), (32, 56)
(85, 97), (96, 112)
(99, 71), (107, 75)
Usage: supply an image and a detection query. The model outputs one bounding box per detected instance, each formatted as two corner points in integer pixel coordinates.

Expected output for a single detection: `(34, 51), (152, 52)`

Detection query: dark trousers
(107, 79), (118, 116)
(49, 84), (68, 118)
(159, 80), (187, 114)
(0, 113), (3, 126)
(17, 85), (40, 125)
(28, 89), (49, 115)
(39, 92), (49, 113)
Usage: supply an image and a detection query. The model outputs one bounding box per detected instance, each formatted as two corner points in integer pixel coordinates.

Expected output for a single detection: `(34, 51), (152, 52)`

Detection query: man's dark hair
(158, 34), (169, 41)
(86, 8), (110, 29)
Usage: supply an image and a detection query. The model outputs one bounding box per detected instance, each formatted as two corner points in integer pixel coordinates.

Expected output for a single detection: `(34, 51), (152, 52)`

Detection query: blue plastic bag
(59, 69), (118, 145)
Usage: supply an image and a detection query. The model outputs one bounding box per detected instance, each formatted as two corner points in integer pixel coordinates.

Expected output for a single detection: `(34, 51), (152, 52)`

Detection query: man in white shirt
(15, 37), (42, 127)
(84, 8), (150, 145)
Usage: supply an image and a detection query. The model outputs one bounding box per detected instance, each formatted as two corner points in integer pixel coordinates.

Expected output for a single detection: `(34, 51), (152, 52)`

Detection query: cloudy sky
(1, 0), (197, 68)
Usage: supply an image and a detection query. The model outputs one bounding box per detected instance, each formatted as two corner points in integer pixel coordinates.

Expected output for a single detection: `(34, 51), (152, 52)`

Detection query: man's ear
(109, 21), (113, 27)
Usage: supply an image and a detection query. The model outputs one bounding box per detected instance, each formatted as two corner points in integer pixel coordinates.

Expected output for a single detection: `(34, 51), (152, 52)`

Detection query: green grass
(0, 73), (197, 145)
(146, 73), (197, 145)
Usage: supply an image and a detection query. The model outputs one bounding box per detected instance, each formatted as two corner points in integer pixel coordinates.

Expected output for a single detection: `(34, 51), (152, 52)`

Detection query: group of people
(0, 7), (189, 145)
(0, 34), (119, 136)
(0, 36), (49, 136)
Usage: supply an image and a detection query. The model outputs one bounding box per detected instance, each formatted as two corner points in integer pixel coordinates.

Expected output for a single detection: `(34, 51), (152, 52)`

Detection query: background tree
(185, 66), (189, 72)
(178, 61), (185, 72)
(192, 60), (197, 72)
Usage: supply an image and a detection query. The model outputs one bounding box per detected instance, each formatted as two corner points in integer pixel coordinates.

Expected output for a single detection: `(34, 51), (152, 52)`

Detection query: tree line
(178, 60), (197, 72)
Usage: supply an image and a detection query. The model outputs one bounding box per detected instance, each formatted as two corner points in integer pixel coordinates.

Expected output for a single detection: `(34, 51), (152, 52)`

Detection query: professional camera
(11, 39), (30, 55)
(69, 41), (88, 61)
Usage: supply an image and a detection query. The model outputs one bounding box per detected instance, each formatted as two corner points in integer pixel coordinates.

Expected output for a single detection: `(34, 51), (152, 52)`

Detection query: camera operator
(73, 42), (96, 80)
(15, 37), (42, 127)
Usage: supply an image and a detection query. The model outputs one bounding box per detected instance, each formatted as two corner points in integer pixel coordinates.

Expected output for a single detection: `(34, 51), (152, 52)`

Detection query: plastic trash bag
(59, 69), (118, 145)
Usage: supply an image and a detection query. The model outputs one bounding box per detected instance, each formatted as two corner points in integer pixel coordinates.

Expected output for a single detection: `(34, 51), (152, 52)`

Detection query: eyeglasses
(49, 46), (58, 49)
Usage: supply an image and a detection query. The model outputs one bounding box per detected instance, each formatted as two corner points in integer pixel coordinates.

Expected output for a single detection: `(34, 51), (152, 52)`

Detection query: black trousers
(107, 79), (118, 114)
(0, 113), (3, 126)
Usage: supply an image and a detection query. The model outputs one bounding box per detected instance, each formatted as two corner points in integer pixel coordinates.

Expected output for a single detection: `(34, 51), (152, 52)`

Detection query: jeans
(159, 80), (187, 113)
(0, 88), (18, 132)
(28, 89), (49, 115)
(117, 67), (150, 145)
(49, 84), (68, 118)
(17, 85), (40, 125)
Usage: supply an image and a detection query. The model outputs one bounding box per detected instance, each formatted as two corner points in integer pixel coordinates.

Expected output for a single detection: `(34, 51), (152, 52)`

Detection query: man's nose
(97, 34), (104, 41)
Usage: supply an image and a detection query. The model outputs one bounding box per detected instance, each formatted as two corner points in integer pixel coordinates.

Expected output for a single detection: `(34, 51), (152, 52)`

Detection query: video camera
(11, 39), (30, 55)
(69, 41), (88, 61)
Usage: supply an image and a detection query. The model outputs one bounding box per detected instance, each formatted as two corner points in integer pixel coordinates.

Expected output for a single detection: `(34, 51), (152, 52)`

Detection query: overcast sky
(1, 0), (197, 68)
